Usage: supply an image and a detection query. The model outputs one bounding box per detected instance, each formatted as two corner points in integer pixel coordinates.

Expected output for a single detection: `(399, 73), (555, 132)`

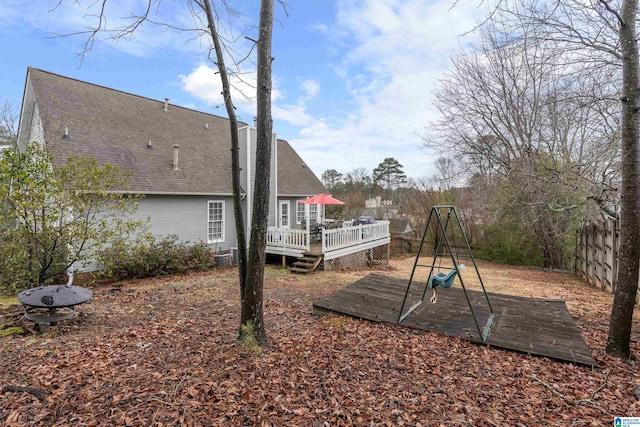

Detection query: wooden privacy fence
(390, 236), (423, 256)
(576, 217), (640, 302)
(390, 236), (470, 258)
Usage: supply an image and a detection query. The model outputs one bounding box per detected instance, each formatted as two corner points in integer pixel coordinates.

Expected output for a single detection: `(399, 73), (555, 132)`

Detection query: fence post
(586, 225), (592, 285)
(583, 226), (588, 278)
(599, 223), (606, 290)
(611, 217), (618, 293)
(575, 223), (585, 282)
(580, 226), (584, 279)
(576, 229), (580, 275)
(577, 217), (640, 304)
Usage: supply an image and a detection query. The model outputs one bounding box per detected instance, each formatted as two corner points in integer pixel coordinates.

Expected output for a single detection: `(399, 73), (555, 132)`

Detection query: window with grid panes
(207, 200), (224, 243)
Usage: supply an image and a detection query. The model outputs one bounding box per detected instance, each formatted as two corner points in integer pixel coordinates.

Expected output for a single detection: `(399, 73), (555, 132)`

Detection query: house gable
(277, 139), (326, 197)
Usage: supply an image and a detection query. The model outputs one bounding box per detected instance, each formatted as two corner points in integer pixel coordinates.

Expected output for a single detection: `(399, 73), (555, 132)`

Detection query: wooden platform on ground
(313, 274), (597, 368)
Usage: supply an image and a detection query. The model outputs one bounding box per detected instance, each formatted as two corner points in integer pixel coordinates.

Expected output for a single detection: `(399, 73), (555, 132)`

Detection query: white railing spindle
(266, 227), (309, 251)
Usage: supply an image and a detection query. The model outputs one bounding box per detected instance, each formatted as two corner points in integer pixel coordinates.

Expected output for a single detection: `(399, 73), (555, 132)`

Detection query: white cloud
(272, 104), (314, 127)
(300, 80), (320, 98)
(0, 0), (486, 181)
(181, 65), (324, 128)
(271, 79), (320, 126)
(287, 0), (484, 180)
(180, 64), (301, 124)
(179, 65), (259, 113)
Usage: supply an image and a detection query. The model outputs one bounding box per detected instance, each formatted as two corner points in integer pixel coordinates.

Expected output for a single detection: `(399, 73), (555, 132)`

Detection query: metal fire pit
(17, 284), (93, 324)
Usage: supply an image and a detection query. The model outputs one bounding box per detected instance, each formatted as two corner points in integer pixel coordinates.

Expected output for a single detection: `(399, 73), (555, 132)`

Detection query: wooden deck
(267, 222), (390, 259)
(313, 274), (598, 368)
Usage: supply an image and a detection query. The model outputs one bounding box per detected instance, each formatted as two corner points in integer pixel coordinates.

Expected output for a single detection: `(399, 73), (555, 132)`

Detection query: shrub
(0, 229), (69, 293)
(0, 145), (144, 291)
(473, 225), (544, 267)
(97, 235), (214, 281)
(0, 231), (30, 294)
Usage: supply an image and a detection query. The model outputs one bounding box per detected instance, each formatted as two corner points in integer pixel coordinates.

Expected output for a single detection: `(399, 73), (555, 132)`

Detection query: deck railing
(322, 221), (390, 254)
(266, 221), (390, 256)
(266, 227), (309, 251)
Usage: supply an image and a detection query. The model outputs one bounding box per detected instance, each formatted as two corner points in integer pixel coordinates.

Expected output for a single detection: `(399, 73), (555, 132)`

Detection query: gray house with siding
(17, 68), (326, 252)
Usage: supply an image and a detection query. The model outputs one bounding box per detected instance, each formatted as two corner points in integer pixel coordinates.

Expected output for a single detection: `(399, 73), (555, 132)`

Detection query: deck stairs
(290, 253), (323, 274)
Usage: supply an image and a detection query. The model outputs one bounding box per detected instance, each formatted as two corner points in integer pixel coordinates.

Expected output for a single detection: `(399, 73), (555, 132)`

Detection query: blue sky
(0, 0), (485, 181)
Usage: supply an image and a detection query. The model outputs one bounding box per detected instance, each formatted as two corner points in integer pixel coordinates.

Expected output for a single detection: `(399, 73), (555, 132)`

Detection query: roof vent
(173, 144), (180, 171)
(205, 123), (209, 130)
(147, 140), (153, 149)
(164, 98), (169, 111)
(63, 126), (70, 139)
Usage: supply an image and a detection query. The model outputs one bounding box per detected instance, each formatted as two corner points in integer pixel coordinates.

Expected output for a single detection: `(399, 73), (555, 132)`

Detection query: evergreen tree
(373, 157), (407, 192)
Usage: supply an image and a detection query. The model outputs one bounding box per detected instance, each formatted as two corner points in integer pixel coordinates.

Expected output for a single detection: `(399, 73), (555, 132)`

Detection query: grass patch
(0, 326), (25, 337)
(0, 294), (18, 308)
(239, 321), (261, 353)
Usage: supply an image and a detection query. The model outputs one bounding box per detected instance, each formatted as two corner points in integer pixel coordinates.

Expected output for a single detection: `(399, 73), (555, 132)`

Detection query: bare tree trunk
(54, 0), (274, 347)
(199, 0), (248, 298)
(240, 0), (273, 347)
(606, 0), (640, 358)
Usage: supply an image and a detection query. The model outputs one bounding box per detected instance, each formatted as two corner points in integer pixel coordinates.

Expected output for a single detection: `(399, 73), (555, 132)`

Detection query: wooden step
(293, 260), (316, 267)
(289, 253), (323, 274)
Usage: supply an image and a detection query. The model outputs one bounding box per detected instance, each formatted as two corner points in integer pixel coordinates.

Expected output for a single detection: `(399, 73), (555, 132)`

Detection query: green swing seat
(428, 269), (458, 289)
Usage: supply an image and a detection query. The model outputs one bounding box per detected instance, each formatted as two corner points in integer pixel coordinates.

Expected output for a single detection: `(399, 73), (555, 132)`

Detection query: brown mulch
(1, 259), (639, 426)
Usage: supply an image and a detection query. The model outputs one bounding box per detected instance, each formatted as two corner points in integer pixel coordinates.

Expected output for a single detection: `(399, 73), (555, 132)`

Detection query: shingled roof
(277, 139), (326, 197)
(24, 67), (324, 196)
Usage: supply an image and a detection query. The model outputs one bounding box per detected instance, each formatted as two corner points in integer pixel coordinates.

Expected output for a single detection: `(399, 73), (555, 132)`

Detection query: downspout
(273, 132), (278, 228)
(246, 126), (252, 246)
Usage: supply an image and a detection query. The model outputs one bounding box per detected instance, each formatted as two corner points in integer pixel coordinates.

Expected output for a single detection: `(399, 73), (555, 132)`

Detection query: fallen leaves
(0, 263), (639, 425)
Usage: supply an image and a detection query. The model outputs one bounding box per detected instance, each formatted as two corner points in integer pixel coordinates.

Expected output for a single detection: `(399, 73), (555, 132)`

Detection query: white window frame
(296, 201), (319, 225)
(296, 200), (306, 224)
(279, 200), (290, 229)
(309, 203), (319, 223)
(207, 200), (225, 244)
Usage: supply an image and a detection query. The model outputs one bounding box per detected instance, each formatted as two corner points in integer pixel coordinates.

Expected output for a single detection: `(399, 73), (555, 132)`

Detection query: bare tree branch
(598, 0), (623, 24)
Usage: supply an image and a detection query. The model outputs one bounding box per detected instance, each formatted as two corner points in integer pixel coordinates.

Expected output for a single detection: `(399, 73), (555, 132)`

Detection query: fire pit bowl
(17, 285), (93, 325)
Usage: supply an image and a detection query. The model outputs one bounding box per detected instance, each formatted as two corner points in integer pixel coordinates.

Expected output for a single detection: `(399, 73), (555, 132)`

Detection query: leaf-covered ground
(1, 258), (639, 426)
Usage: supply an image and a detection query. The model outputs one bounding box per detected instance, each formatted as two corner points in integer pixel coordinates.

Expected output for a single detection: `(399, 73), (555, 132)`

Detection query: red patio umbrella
(300, 193), (345, 205)
(300, 194), (344, 236)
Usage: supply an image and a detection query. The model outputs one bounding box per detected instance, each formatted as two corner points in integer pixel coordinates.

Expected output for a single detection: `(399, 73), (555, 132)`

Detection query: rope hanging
(427, 209), (466, 303)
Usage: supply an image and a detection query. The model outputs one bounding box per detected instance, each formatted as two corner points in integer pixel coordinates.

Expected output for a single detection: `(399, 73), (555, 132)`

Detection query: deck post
(306, 205), (310, 251)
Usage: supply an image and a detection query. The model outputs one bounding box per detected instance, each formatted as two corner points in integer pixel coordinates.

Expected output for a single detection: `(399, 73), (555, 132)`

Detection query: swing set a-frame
(313, 205), (598, 366)
(397, 206), (495, 342)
